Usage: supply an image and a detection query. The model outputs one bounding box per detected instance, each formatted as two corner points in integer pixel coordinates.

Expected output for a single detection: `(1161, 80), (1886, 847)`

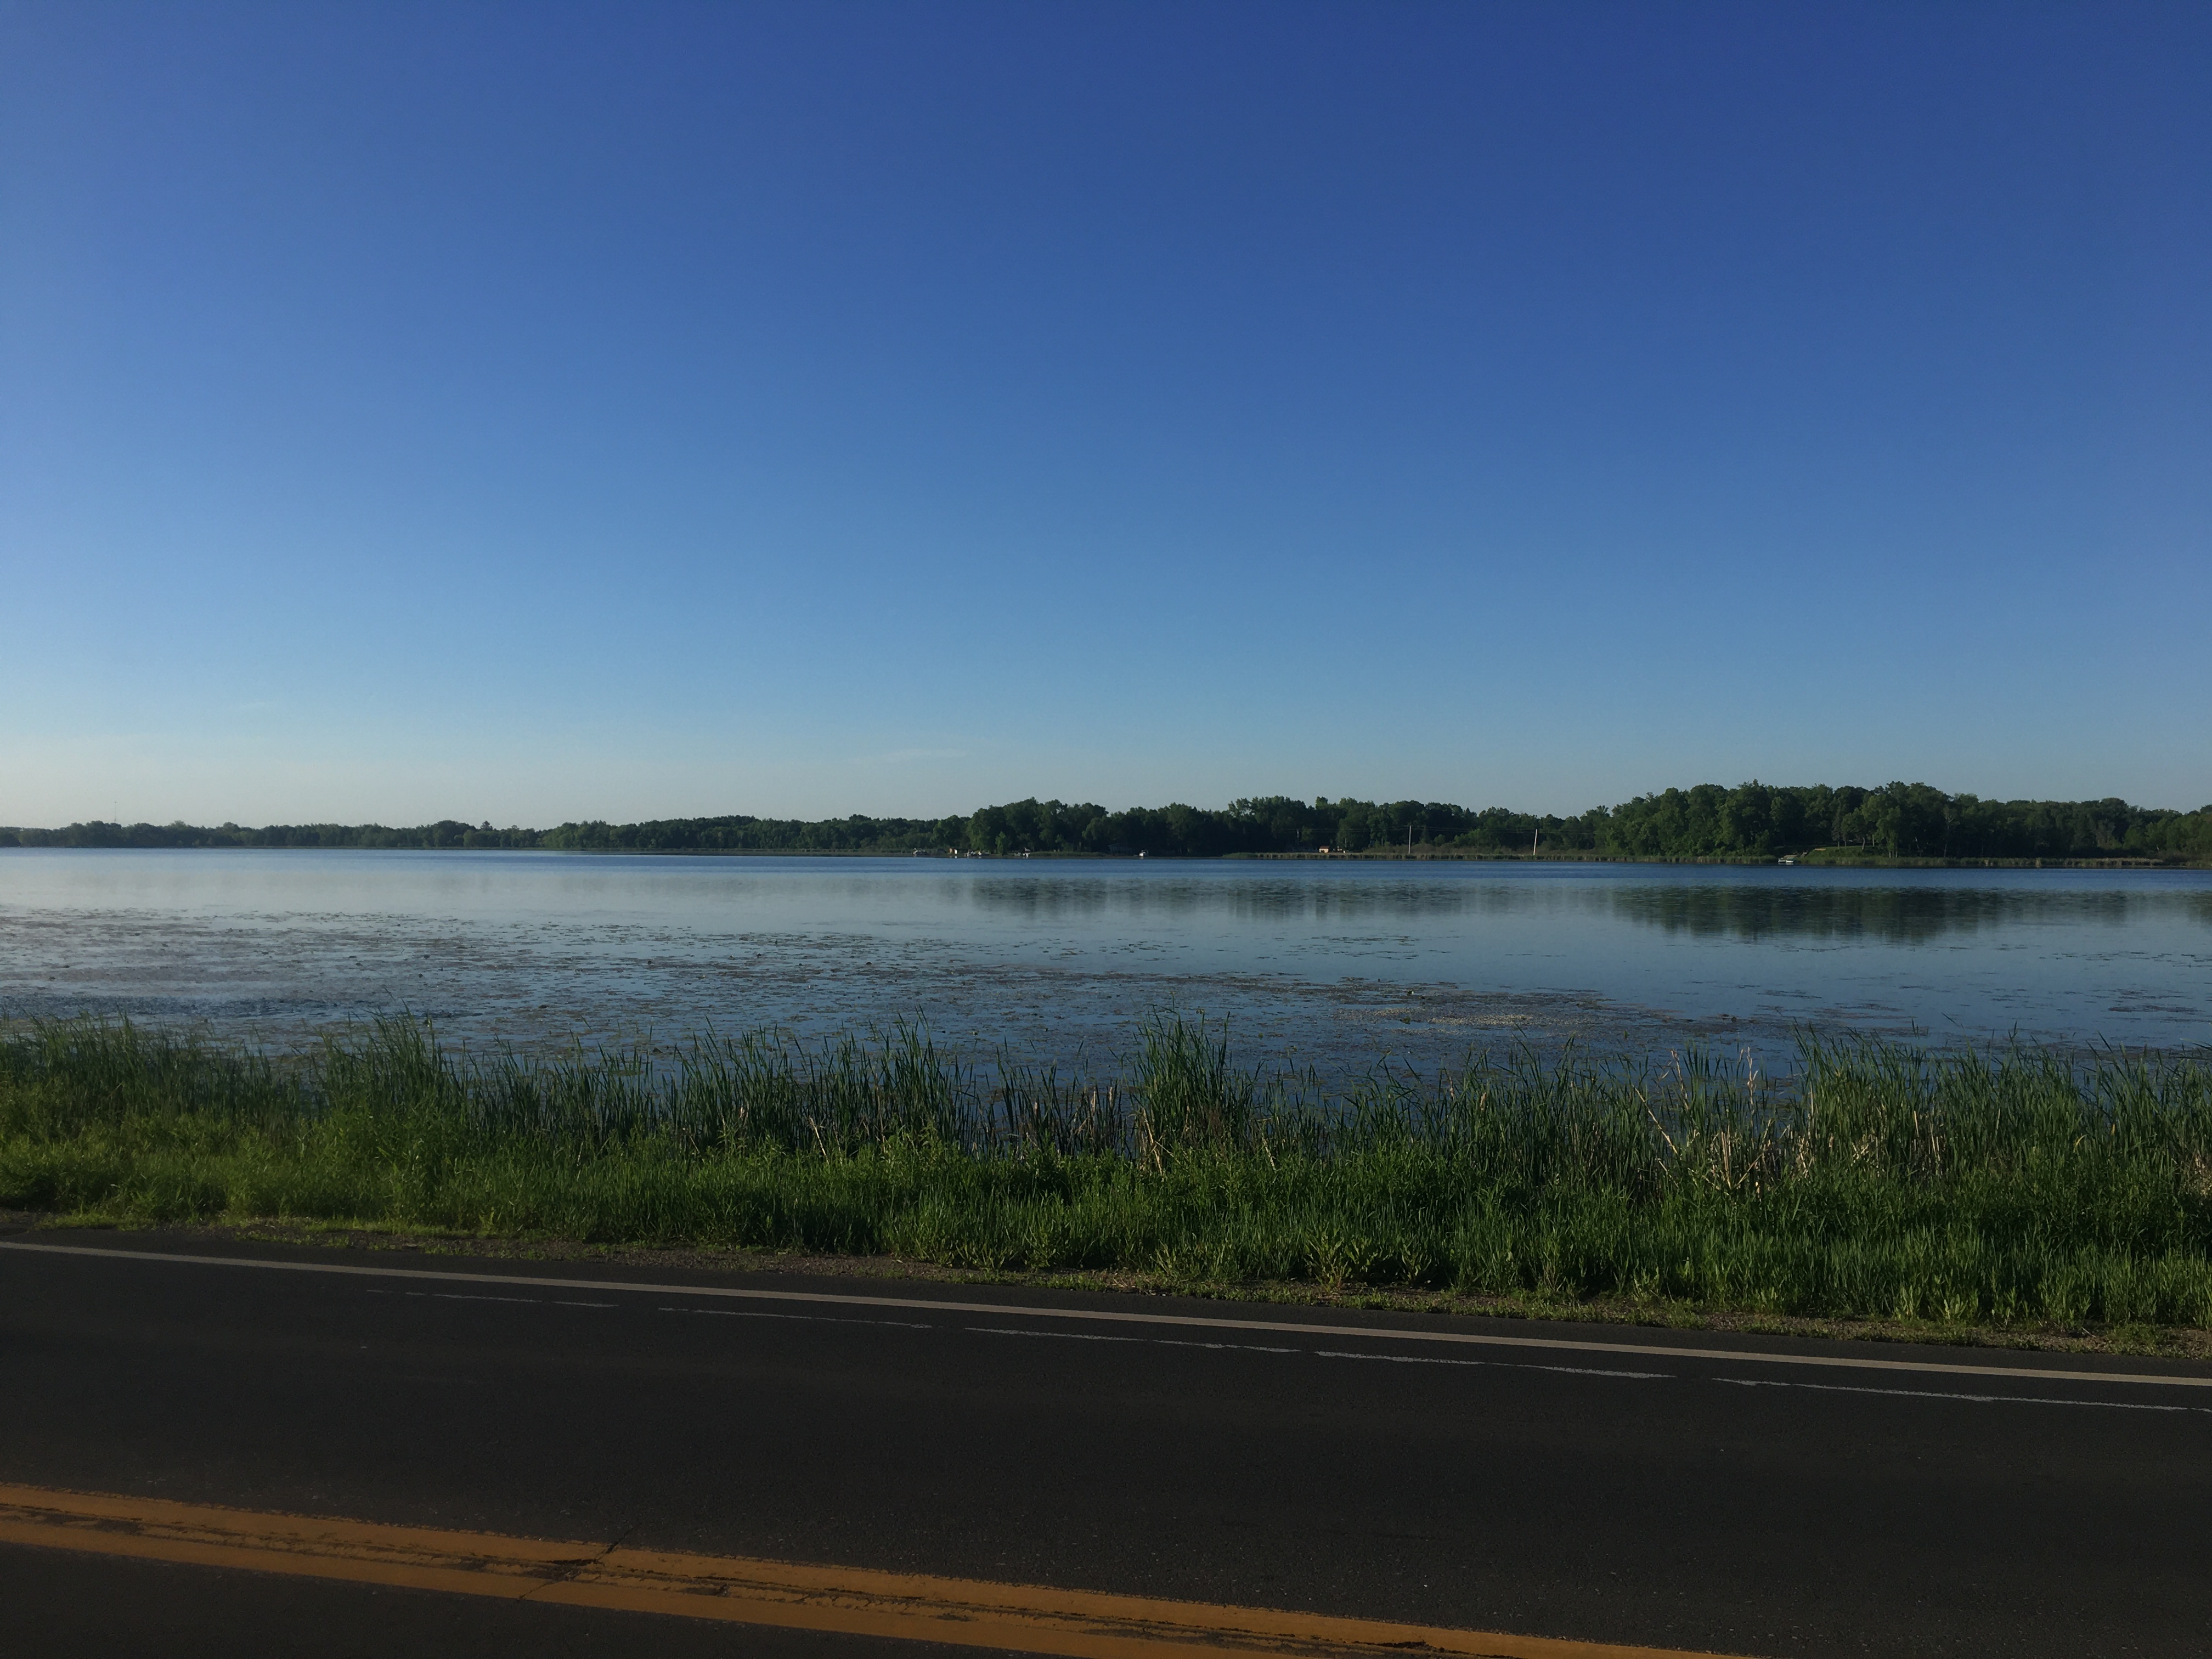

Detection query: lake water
(3, 849), (2208, 1076)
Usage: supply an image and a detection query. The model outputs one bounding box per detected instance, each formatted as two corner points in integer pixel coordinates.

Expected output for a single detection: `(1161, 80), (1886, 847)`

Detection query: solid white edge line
(4, 1237), (2209, 1391)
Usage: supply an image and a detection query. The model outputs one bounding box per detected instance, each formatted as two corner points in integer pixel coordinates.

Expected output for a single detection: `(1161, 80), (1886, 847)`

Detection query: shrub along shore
(5, 1016), (2210, 1334)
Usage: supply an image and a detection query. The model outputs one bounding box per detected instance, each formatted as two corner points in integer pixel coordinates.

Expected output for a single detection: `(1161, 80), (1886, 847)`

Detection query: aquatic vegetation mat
(3, 1015), (2210, 1330)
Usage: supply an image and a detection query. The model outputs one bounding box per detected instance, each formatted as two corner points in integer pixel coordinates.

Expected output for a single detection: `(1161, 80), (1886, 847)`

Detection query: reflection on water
(2, 851), (2208, 1070)
(1608, 882), (2212, 943)
(962, 871), (2212, 945)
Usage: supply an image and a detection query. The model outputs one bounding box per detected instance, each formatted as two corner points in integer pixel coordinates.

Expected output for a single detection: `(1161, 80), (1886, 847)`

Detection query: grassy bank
(4, 1017), (2210, 1332)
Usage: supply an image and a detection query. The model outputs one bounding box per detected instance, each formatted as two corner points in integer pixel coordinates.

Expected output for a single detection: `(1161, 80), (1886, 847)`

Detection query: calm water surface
(3, 850), (2208, 1074)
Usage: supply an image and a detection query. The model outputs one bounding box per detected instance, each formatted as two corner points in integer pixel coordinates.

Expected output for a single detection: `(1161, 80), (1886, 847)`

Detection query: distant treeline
(7, 782), (2211, 862)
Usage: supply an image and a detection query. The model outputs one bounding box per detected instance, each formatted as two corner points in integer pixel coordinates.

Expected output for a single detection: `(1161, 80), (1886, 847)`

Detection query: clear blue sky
(3, 1), (2207, 827)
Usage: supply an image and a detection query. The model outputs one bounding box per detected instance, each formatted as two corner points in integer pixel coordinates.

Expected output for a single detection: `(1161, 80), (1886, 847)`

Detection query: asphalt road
(3, 1231), (2208, 1659)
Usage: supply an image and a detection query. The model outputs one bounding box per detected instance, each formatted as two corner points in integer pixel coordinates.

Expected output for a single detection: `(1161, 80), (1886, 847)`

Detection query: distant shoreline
(7, 781), (2208, 865)
(2, 841), (2203, 871)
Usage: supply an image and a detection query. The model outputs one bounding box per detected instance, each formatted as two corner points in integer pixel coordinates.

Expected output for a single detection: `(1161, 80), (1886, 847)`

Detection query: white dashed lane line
(368, 1290), (546, 1305)
(970, 1325), (1297, 1353)
(362, 1288), (2211, 1408)
(661, 1305), (936, 1330)
(753, 1316), (2212, 1410)
(1714, 1376), (2206, 1412)
(1318, 1348), (1671, 1379)
(17, 1242), (2211, 1409)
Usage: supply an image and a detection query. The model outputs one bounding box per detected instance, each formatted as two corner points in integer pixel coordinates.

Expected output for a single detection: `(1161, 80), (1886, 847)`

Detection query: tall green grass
(4, 1015), (2210, 1328)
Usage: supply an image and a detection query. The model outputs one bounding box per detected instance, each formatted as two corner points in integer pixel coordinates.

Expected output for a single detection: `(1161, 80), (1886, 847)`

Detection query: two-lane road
(2, 1232), (2207, 1658)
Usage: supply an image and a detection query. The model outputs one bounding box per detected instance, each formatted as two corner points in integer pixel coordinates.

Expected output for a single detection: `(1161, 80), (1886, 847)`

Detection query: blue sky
(3, 1), (2207, 826)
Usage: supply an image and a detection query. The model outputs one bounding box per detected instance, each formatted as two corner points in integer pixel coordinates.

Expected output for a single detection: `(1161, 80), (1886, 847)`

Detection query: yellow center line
(0, 1482), (1744, 1659)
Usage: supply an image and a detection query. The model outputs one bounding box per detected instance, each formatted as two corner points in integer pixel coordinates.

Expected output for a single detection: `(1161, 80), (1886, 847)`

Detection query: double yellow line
(0, 1482), (1730, 1659)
